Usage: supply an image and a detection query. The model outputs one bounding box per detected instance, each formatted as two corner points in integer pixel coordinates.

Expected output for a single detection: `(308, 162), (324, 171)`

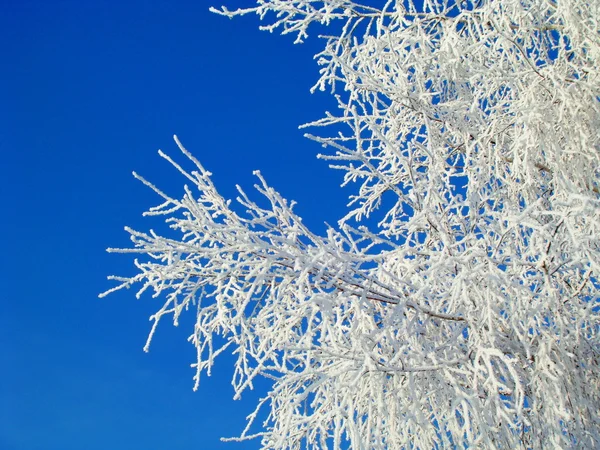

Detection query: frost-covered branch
(104, 0), (600, 447)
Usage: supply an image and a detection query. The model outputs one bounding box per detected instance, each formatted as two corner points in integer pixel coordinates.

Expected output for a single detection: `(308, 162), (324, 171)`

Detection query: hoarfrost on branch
(102, 0), (600, 447)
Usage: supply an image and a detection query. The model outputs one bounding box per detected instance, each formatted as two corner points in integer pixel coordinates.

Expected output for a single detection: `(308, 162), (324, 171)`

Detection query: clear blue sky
(1, 1), (348, 448)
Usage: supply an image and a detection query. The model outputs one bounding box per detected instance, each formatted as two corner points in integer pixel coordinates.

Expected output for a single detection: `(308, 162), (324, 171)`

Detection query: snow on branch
(104, 0), (600, 447)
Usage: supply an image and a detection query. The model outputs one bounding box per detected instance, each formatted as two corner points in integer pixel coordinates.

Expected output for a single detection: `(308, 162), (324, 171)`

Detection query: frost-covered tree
(102, 0), (600, 447)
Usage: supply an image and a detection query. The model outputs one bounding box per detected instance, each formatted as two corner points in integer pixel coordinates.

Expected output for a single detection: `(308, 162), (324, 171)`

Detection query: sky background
(1, 1), (350, 448)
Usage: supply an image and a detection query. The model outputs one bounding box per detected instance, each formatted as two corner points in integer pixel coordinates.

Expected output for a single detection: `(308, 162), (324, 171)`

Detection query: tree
(102, 0), (600, 447)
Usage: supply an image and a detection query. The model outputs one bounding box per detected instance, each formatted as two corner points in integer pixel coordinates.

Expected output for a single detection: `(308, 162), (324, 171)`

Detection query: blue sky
(1, 1), (349, 448)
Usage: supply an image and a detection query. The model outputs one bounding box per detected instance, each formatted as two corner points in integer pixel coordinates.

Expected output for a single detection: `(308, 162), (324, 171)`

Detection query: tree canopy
(103, 0), (600, 447)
